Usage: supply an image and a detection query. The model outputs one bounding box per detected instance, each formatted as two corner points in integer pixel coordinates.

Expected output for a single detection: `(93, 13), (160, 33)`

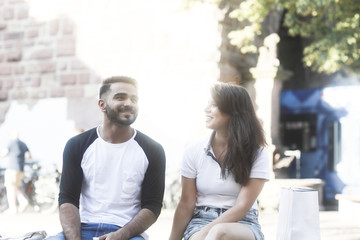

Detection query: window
(280, 113), (317, 151)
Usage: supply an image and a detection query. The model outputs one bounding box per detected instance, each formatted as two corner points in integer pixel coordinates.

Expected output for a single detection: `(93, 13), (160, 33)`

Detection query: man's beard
(105, 105), (137, 126)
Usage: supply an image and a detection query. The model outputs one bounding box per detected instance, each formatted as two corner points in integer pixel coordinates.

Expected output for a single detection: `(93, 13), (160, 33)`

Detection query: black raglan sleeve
(58, 128), (98, 208)
(58, 136), (84, 208)
(136, 132), (166, 219)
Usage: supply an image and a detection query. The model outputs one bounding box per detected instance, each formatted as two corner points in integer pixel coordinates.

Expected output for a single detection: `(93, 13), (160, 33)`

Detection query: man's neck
(99, 123), (134, 144)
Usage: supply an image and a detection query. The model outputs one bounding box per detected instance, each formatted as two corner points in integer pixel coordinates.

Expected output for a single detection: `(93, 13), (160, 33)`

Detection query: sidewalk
(1, 208), (359, 239)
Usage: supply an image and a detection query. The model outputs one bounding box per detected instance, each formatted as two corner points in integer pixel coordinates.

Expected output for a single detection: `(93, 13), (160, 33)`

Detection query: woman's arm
(192, 178), (266, 239)
(169, 176), (197, 240)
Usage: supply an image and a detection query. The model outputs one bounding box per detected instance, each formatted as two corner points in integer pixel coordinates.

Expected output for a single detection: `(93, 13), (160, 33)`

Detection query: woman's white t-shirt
(181, 136), (270, 210)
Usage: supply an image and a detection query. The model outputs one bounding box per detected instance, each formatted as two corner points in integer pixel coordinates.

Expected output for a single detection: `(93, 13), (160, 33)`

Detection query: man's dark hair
(99, 76), (138, 99)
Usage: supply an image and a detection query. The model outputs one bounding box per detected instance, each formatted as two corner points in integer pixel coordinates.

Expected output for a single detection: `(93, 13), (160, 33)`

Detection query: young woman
(169, 82), (269, 240)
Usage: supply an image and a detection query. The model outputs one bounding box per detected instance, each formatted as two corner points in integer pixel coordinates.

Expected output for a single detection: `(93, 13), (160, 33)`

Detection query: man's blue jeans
(45, 223), (144, 240)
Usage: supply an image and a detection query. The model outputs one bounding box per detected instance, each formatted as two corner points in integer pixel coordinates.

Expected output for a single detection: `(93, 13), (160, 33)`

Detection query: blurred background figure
(1, 128), (31, 214)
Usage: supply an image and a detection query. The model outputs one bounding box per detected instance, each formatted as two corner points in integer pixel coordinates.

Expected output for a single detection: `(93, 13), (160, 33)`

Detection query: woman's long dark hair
(212, 82), (267, 185)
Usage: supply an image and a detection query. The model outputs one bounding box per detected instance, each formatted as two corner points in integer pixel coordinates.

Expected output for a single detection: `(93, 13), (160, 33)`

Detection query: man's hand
(98, 208), (154, 240)
(98, 232), (117, 240)
(0, 148), (8, 157)
(98, 230), (130, 240)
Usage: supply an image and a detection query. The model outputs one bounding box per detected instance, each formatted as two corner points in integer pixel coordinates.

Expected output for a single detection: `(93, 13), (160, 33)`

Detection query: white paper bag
(276, 187), (321, 240)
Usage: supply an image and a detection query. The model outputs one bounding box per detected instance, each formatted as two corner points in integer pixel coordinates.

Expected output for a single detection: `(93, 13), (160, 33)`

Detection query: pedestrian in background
(169, 82), (270, 240)
(46, 76), (166, 240)
(1, 128), (31, 214)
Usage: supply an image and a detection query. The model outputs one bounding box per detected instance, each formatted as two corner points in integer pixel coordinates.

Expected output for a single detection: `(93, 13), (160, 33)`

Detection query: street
(0, 208), (359, 239)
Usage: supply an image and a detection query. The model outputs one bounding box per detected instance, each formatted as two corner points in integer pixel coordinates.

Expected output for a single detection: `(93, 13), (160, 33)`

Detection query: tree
(228, 0), (360, 74)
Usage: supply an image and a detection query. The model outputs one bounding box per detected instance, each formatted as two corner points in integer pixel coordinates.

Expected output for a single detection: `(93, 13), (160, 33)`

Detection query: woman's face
(204, 99), (230, 131)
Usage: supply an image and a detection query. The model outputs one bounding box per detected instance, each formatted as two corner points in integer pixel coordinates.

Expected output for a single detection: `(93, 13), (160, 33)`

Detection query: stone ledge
(335, 193), (360, 226)
(258, 178), (325, 211)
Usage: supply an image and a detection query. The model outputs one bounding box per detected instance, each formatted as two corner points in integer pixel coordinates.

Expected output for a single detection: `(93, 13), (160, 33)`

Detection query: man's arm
(25, 150), (31, 160)
(59, 203), (82, 240)
(99, 208), (156, 240)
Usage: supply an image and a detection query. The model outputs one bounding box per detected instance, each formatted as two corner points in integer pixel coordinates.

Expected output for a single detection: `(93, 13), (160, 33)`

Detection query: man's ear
(98, 99), (106, 112)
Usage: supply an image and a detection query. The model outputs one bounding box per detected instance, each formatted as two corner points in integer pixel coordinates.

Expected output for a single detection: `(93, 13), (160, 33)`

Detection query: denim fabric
(184, 207), (264, 240)
(45, 223), (144, 240)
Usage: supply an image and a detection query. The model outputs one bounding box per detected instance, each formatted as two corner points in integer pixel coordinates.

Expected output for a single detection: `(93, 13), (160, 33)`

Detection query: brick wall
(0, 1), (223, 170)
(0, 1), (222, 129)
(0, 1), (100, 106)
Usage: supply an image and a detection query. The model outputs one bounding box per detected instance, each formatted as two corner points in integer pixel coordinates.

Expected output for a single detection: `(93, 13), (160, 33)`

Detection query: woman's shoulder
(256, 146), (270, 159)
(257, 146), (268, 153)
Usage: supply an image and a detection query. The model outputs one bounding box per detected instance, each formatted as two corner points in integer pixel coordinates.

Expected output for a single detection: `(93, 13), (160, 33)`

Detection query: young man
(47, 76), (166, 240)
(2, 129), (31, 214)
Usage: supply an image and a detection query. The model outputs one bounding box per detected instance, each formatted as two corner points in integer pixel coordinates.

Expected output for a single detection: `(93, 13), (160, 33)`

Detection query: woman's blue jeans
(45, 222), (144, 240)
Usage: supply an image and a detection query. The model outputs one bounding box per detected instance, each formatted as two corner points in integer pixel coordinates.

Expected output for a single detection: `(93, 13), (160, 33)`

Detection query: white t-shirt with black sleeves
(181, 136), (270, 210)
(59, 126), (166, 237)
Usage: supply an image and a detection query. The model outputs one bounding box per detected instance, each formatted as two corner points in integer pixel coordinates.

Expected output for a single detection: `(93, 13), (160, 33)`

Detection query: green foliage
(228, 0), (360, 74)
